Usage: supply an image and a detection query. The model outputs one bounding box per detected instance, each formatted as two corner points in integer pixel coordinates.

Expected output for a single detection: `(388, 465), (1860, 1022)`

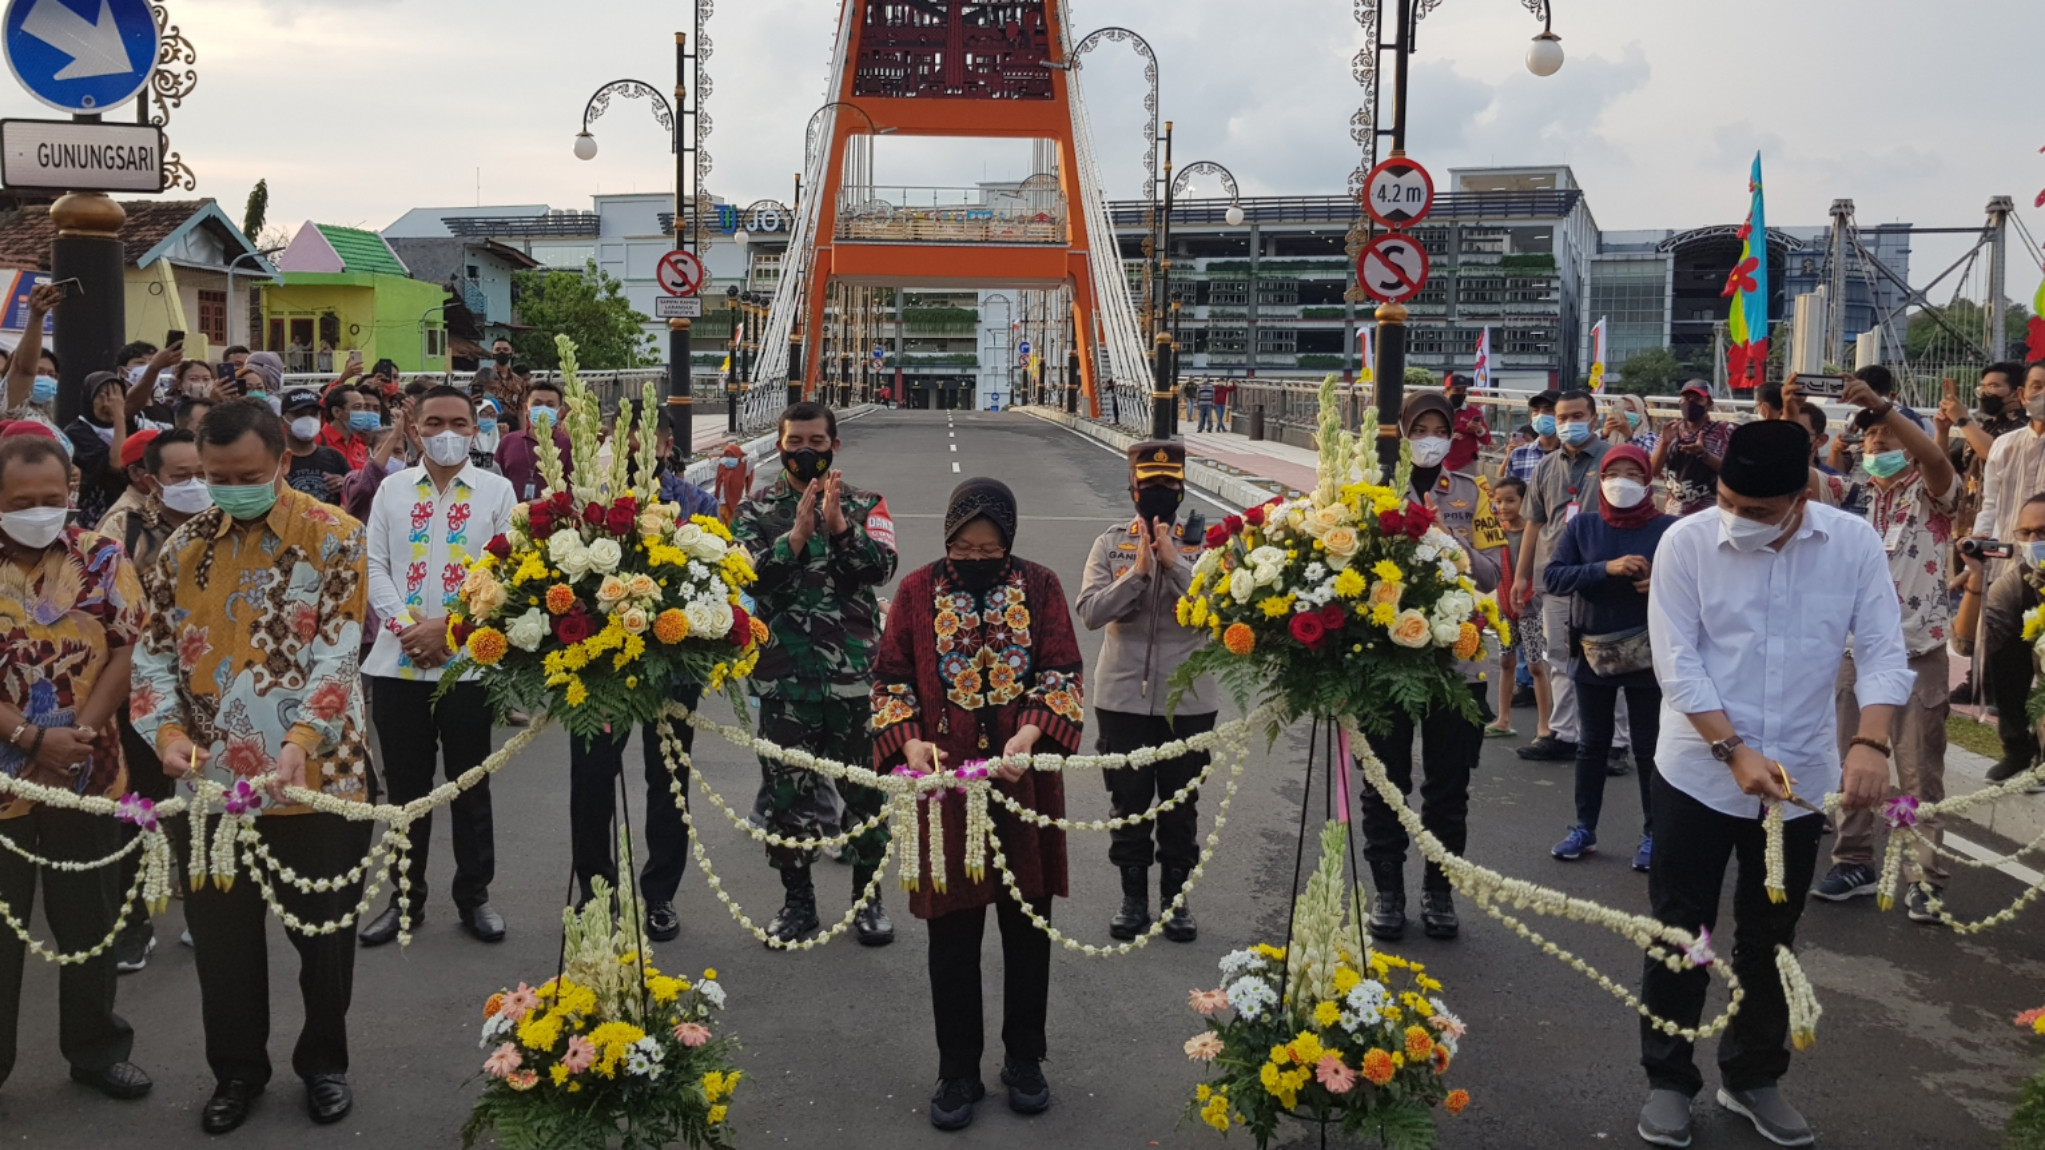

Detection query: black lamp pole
(1372, 0), (1414, 474)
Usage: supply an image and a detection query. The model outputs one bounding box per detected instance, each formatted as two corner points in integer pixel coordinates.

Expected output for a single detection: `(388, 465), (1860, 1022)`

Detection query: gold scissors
(1773, 762), (1823, 815)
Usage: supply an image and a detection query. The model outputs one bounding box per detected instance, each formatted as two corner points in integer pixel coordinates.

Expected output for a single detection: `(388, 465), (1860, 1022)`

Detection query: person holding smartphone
(1649, 382), (1734, 517)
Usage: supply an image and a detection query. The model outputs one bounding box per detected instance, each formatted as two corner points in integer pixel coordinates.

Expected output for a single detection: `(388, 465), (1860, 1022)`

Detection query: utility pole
(670, 31), (696, 459)
(1987, 195), (2014, 361)
(1826, 198), (1852, 367)
(1371, 0), (1415, 475)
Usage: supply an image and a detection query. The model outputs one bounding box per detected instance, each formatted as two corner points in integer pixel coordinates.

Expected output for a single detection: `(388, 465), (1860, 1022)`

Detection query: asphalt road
(6, 409), (2042, 1149)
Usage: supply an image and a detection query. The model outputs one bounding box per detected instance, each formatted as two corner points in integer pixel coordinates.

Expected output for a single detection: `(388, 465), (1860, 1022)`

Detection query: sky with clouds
(16, 0), (2037, 308)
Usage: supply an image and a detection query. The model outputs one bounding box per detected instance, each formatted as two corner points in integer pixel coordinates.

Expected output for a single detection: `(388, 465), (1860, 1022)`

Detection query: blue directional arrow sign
(4, 0), (160, 115)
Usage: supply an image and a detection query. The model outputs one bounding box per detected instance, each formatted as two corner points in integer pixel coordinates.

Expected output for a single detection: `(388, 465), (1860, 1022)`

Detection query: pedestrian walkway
(1181, 429), (1319, 495)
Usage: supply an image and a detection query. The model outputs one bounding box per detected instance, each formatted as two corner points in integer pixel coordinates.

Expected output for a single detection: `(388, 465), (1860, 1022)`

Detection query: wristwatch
(1710, 735), (1745, 763)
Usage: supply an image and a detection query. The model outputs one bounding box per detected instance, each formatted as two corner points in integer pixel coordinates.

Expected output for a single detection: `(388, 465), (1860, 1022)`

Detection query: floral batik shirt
(131, 486), (370, 807)
(361, 463), (516, 682)
(0, 528), (144, 816)
(1866, 467), (1961, 657)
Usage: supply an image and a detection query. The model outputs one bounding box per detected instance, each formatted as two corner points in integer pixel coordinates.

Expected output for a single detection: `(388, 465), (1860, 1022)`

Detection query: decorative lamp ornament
(1225, 204), (1245, 227)
(572, 131), (598, 161)
(733, 227), (750, 247)
(1526, 31), (1564, 77)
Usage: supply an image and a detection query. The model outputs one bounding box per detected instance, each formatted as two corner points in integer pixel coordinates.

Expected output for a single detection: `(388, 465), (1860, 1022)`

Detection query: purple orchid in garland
(222, 779), (265, 817)
(114, 793), (158, 832)
(1881, 794), (1920, 830)
(1684, 926), (1716, 968)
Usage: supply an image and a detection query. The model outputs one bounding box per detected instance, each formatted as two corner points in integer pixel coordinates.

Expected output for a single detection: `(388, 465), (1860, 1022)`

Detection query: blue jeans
(1196, 402), (1215, 432)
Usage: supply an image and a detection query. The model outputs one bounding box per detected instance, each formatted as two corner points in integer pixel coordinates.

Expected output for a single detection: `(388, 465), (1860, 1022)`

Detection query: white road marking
(949, 444), (957, 452)
(1944, 831), (2044, 886)
(951, 462), (961, 473)
(1057, 426), (1236, 514)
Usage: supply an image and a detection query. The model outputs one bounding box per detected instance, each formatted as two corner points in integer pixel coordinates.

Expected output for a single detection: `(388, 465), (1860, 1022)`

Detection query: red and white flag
(1472, 327), (1492, 391)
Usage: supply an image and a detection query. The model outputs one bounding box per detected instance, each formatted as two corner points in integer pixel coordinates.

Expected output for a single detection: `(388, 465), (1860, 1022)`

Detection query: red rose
(1205, 524), (1231, 548)
(584, 502), (607, 529)
(555, 611), (594, 645)
(1244, 505), (1266, 527)
(1379, 509), (1405, 535)
(485, 534), (512, 560)
(606, 506), (636, 536)
(1223, 514), (1244, 535)
(550, 490), (574, 515)
(612, 494), (639, 518)
(527, 504), (554, 537)
(1319, 602), (1346, 630)
(1404, 504), (1435, 540)
(450, 620), (477, 648)
(1289, 611), (1327, 649)
(729, 604), (753, 648)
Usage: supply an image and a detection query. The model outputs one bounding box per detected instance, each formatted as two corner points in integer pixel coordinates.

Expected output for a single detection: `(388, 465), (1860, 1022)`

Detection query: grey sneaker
(1717, 1086), (1814, 1146)
(1637, 1089), (1692, 1147)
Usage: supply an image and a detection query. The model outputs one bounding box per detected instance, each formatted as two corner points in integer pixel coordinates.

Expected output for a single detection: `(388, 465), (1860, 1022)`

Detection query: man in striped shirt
(1503, 390), (1561, 481)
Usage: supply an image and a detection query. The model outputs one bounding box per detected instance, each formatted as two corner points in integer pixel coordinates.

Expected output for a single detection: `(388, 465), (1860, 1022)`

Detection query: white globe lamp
(1225, 204), (1245, 227)
(1526, 31), (1564, 77)
(572, 131), (598, 161)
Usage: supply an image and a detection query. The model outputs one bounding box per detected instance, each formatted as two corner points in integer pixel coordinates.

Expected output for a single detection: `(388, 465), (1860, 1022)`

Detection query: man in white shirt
(1972, 360), (2045, 547)
(1639, 420), (1905, 1149)
(356, 386), (516, 947)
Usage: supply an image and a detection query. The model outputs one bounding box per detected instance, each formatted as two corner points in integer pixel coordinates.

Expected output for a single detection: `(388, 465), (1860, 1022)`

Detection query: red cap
(119, 427), (160, 470)
(0, 420), (55, 440)
(1679, 381), (1711, 398)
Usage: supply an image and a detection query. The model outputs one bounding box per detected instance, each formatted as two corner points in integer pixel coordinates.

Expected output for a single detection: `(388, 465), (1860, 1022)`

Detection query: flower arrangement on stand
(463, 827), (742, 1150)
(438, 335), (765, 738)
(1171, 375), (1508, 734)
(1182, 823), (1468, 1149)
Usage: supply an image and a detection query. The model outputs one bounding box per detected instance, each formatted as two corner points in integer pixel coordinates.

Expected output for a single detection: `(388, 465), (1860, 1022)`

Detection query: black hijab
(944, 477), (1018, 551)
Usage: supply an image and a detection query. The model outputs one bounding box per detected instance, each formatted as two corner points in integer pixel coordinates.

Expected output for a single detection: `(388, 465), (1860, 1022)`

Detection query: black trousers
(1640, 774), (1823, 1097)
(369, 677), (495, 911)
(1096, 709), (1216, 871)
(0, 805), (133, 1087)
(1573, 681), (1660, 835)
(115, 713), (173, 944)
(926, 889), (1052, 1081)
(1987, 620), (2039, 769)
(175, 812), (374, 1088)
(568, 686), (699, 907)
(1359, 682), (1485, 893)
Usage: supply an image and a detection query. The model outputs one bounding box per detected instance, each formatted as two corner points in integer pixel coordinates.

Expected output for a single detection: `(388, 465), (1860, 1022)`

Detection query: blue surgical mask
(1625, 411), (1641, 429)
(1559, 420), (1592, 447)
(1532, 414), (1557, 438)
(718, 458), (741, 470)
(2027, 541), (2045, 569)
(528, 405), (557, 426)
(348, 410), (381, 433)
(29, 375), (56, 404)
(478, 417), (498, 434)
(1862, 449), (1910, 480)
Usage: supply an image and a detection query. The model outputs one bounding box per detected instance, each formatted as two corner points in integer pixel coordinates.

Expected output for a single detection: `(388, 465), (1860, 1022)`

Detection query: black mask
(781, 448), (833, 485)
(950, 557), (1007, 592)
(1682, 401), (1707, 423)
(1135, 484), (1182, 525)
(1448, 391), (1468, 409)
(1980, 393), (2008, 418)
(493, 352), (512, 366)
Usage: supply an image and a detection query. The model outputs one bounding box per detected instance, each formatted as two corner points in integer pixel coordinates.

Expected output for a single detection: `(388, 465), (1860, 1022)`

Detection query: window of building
(1207, 322), (1247, 353)
(1257, 327), (1296, 353)
(1209, 279), (1248, 307)
(1255, 279), (1297, 307)
(196, 290), (228, 344)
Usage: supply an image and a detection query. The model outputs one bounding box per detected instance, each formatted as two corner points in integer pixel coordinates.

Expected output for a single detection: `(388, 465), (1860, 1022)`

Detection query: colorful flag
(1588, 317), (1608, 392)
(1472, 326), (1492, 390)
(1358, 323), (1375, 383)
(1722, 153), (1771, 390)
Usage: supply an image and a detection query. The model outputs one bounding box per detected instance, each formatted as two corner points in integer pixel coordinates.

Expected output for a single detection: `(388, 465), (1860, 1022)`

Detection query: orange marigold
(484, 992), (505, 1020)
(653, 608), (691, 644)
(1222, 622), (1255, 657)
(1360, 1048), (1395, 1087)
(1453, 621), (1481, 660)
(466, 628), (510, 666)
(1404, 1025), (1434, 1061)
(545, 584), (577, 616)
(1444, 1089), (1471, 1116)
(1431, 1044), (1451, 1074)
(749, 616), (769, 645)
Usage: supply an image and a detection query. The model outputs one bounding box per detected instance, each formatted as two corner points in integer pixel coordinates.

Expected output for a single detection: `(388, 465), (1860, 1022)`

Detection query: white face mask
(424, 431), (473, 467)
(0, 505), (68, 550)
(288, 416), (322, 442)
(1601, 477), (1648, 509)
(158, 477), (211, 515)
(1719, 503), (1797, 553)
(1407, 436), (1452, 468)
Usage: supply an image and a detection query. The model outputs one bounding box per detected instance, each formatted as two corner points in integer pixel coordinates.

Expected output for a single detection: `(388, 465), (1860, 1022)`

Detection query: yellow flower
(1370, 601), (1397, 627)
(1269, 1045), (1290, 1067)
(1405, 1025), (1435, 1060)
(1334, 967), (1362, 995)
(1176, 598), (1193, 626)
(1252, 943), (1287, 961)
(1196, 1084), (1212, 1103)
(564, 678), (589, 707)
(708, 1104), (729, 1125)
(550, 1064), (570, 1085)
(703, 1070), (726, 1101)
(1371, 559), (1404, 583)
(1332, 568), (1367, 599)
(1288, 1031), (1326, 1066)
(465, 627), (509, 666)
(1260, 594), (1295, 619)
(1190, 598), (1210, 627)
(518, 1012), (562, 1052)
(1314, 1000), (1342, 1028)
(1260, 1061), (1284, 1093)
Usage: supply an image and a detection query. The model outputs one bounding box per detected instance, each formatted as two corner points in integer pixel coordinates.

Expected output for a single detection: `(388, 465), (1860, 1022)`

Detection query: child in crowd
(1487, 476), (1528, 737)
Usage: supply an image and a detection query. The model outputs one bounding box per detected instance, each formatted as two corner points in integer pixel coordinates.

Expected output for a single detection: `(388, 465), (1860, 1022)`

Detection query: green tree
(1403, 366), (1438, 390)
(510, 261), (656, 370)
(1611, 347), (1682, 396)
(1905, 297), (2035, 363)
(242, 179), (268, 244)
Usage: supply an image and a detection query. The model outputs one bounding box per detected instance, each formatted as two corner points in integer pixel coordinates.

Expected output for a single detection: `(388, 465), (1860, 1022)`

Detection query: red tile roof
(0, 199), (217, 271)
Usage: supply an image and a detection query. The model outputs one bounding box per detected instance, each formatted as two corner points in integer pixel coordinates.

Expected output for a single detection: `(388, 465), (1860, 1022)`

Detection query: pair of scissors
(1773, 761), (1823, 815)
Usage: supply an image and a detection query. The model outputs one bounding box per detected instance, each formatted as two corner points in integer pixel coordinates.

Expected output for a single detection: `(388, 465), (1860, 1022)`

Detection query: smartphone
(1795, 374), (1849, 398)
(165, 329), (185, 347)
(48, 277), (81, 300)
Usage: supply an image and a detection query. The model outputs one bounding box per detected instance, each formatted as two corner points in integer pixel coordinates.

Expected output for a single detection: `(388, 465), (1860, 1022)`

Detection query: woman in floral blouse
(870, 477), (1084, 1133)
(0, 433), (152, 1100)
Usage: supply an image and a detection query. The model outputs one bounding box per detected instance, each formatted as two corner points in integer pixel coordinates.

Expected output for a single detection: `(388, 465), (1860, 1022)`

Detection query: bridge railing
(836, 186), (1066, 246)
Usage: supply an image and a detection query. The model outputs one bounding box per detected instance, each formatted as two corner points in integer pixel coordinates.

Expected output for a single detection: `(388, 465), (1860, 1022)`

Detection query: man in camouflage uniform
(732, 402), (897, 947)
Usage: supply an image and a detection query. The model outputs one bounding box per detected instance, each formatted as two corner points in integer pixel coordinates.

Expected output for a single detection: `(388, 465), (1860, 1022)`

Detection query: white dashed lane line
(952, 462), (961, 472)
(1944, 832), (2044, 886)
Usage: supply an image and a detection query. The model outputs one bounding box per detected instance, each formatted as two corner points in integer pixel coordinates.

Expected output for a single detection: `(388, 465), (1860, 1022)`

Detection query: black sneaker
(1988, 755), (2036, 783)
(1516, 735), (1578, 762)
(113, 922), (155, 974)
(999, 1058), (1051, 1115)
(1605, 749), (1632, 777)
(1904, 883), (1944, 925)
(929, 1077), (986, 1131)
(1810, 862), (1878, 902)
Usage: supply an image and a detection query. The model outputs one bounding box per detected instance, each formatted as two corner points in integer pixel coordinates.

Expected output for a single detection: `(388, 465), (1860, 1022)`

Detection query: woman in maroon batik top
(870, 477), (1084, 1132)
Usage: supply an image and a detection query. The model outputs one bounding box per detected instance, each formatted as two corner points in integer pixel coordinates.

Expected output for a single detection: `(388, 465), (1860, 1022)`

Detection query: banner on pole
(1589, 317), (1608, 392)
(1472, 326), (1491, 391)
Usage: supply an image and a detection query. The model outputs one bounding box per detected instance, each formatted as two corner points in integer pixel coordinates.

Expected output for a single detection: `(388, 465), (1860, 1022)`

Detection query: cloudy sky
(16, 0), (2039, 307)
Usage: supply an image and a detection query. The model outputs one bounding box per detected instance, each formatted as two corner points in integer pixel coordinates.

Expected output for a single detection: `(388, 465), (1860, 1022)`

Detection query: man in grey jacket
(1075, 441), (1212, 942)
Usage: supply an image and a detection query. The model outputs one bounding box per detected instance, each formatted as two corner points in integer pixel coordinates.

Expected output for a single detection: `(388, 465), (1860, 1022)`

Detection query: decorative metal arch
(1068, 26), (1158, 202)
(1171, 160), (1239, 203)
(804, 101), (883, 170)
(581, 79), (676, 148)
(146, 2), (198, 191)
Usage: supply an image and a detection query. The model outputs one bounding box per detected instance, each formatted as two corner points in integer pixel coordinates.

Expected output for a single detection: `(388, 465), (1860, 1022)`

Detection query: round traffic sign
(656, 249), (704, 297)
(1356, 234), (1431, 304)
(1363, 157), (1435, 230)
(4, 0), (161, 115)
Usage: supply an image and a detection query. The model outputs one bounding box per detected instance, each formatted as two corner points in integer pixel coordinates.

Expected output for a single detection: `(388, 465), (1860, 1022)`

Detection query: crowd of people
(3, 298), (2044, 1145)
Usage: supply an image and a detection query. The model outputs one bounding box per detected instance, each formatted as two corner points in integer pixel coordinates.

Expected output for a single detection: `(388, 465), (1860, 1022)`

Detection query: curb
(1944, 734), (2045, 848)
(1016, 406), (1303, 512)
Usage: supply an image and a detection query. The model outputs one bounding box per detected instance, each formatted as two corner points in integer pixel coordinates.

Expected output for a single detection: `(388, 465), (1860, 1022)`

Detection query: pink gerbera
(673, 1022), (711, 1048)
(1315, 1053), (1356, 1094)
(483, 1042), (522, 1079)
(1184, 1033), (1224, 1062)
(500, 983), (540, 1022)
(1188, 988), (1230, 1017)
(561, 1035), (596, 1074)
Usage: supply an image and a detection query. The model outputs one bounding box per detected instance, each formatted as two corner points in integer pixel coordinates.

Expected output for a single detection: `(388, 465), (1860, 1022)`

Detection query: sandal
(1484, 725), (1517, 739)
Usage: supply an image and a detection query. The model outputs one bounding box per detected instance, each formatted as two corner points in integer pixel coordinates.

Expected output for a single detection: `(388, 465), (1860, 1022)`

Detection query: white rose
(673, 524), (704, 551)
(689, 534), (728, 563)
(1230, 568), (1257, 604)
(1248, 546), (1286, 569)
(1433, 621), (1463, 647)
(547, 529), (588, 578)
(506, 608), (549, 652)
(707, 601), (735, 638)
(1253, 563), (1283, 588)
(620, 607), (650, 636)
(585, 538), (623, 575)
(684, 601), (719, 639)
(1414, 544), (1439, 563)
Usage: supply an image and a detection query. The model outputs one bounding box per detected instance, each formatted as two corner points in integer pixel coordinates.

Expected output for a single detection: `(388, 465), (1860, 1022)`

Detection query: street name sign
(653, 295), (702, 319)
(1363, 157), (1435, 230)
(3, 0), (160, 114)
(1356, 233), (1430, 304)
(656, 249), (704, 297)
(0, 117), (159, 190)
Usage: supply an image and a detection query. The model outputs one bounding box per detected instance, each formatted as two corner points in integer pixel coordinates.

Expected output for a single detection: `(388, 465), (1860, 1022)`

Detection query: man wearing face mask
(731, 402), (897, 947)
(279, 389), (350, 504)
(1799, 377), (1959, 916)
(1969, 362), (2045, 554)
(495, 381), (573, 502)
(1443, 372), (1492, 474)
(1503, 390), (1560, 482)
(1, 282), (64, 429)
(1651, 381), (1735, 518)
(1636, 419), (1903, 1150)
(357, 386), (514, 948)
(1076, 442), (1211, 942)
(1954, 494), (2045, 785)
(1514, 389), (1618, 766)
(1939, 363), (2026, 541)
(469, 397), (505, 474)
(316, 383), (374, 473)
(130, 398), (373, 1133)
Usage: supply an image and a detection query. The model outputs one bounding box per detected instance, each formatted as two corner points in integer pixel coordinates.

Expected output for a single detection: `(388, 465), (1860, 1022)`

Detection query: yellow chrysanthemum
(1191, 598), (1210, 627)
(1176, 598), (1193, 626)
(545, 584), (577, 615)
(1370, 602), (1397, 627)
(1371, 559), (1404, 583)
(1314, 1000), (1342, 1028)
(708, 1104), (729, 1125)
(1333, 568), (1367, 599)
(564, 678), (589, 707)
(517, 1013), (562, 1052)
(1333, 967), (1362, 995)
(550, 1064), (570, 1085)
